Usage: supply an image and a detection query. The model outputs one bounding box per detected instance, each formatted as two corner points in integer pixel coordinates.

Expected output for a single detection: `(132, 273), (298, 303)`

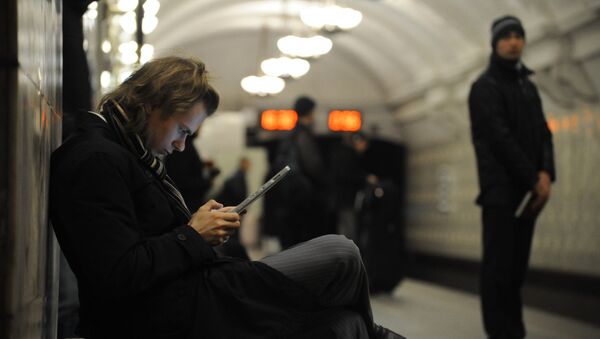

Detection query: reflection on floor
(372, 279), (600, 339)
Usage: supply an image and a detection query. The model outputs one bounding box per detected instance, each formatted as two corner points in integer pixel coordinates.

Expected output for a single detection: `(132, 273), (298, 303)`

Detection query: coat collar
(71, 111), (118, 143)
(489, 53), (534, 80)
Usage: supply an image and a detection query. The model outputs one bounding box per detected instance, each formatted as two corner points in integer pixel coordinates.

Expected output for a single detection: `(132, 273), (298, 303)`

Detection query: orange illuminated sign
(261, 109), (298, 130)
(328, 110), (362, 132)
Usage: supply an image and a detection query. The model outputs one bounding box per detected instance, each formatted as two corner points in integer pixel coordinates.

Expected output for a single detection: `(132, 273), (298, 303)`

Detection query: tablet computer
(515, 191), (533, 217)
(233, 165), (291, 214)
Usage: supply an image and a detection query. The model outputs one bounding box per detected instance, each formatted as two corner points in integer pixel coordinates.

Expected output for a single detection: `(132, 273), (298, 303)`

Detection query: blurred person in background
(165, 132), (220, 212)
(214, 157), (251, 259)
(331, 132), (372, 240)
(275, 96), (332, 248)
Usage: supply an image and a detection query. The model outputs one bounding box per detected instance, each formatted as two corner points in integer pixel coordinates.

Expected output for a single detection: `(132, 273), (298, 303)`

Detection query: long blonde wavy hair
(98, 56), (219, 135)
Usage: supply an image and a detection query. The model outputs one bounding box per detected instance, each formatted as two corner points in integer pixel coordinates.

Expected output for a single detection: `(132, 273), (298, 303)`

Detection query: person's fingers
(215, 219), (241, 230)
(200, 199), (223, 212)
(530, 196), (543, 211)
(530, 195), (548, 212)
(215, 228), (229, 237)
(212, 210), (240, 222)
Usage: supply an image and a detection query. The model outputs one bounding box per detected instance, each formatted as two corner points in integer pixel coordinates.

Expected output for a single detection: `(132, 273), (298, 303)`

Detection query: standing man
(276, 96), (331, 248)
(468, 15), (556, 339)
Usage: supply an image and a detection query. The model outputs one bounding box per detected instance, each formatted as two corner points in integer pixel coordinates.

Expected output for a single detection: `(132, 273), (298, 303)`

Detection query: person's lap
(260, 234), (374, 337)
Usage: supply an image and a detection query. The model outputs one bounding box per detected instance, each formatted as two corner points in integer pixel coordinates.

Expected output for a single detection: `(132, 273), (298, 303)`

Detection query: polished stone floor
(371, 279), (600, 339)
(249, 243), (600, 338)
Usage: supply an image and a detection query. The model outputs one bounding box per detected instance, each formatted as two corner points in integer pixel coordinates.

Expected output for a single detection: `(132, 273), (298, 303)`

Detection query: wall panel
(0, 0), (62, 338)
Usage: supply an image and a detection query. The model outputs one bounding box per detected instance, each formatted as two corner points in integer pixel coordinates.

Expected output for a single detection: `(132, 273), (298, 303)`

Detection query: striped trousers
(260, 234), (373, 338)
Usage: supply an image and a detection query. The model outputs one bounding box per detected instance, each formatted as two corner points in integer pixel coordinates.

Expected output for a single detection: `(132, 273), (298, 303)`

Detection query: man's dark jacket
(49, 114), (345, 338)
(468, 54), (555, 206)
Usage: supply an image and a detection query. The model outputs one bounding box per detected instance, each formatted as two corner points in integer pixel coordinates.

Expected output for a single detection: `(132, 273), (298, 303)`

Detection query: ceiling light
(118, 0), (138, 12)
(142, 15), (158, 34)
(277, 35), (332, 59)
(140, 44), (154, 64)
(101, 40), (112, 53)
(261, 57), (310, 79)
(118, 41), (138, 65)
(143, 0), (160, 16)
(241, 75), (285, 96)
(100, 71), (112, 89)
(119, 11), (137, 34)
(300, 5), (362, 32)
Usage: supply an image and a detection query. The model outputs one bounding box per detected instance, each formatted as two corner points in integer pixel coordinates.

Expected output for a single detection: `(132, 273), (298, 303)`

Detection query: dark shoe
(374, 324), (406, 339)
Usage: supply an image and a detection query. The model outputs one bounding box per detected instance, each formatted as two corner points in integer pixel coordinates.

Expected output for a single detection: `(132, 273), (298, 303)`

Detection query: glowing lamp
(328, 110), (361, 132)
(261, 110), (298, 131)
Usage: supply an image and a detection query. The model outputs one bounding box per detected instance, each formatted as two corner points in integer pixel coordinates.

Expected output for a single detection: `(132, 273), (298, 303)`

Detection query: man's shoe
(374, 324), (406, 339)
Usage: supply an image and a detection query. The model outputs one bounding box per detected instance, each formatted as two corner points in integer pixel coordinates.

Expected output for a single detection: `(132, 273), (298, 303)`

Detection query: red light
(261, 110), (298, 130)
(328, 110), (361, 132)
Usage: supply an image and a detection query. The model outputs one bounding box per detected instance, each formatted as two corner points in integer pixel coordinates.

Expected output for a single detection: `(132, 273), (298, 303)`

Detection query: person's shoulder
(472, 67), (498, 89)
(469, 67), (503, 101)
(52, 131), (135, 173)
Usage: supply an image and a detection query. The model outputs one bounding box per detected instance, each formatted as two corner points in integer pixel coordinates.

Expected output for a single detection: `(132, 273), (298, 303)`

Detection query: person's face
(353, 138), (368, 154)
(495, 31), (525, 61)
(144, 101), (208, 155)
(300, 111), (315, 128)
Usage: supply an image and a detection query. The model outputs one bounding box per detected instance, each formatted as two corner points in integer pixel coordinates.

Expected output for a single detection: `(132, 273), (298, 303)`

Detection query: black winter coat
(49, 114), (330, 339)
(468, 54), (556, 206)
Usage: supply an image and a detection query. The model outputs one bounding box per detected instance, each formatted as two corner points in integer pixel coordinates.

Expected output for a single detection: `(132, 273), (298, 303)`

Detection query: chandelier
(240, 75), (286, 96)
(277, 35), (332, 59)
(240, 0), (363, 96)
(300, 3), (362, 32)
(261, 57), (310, 79)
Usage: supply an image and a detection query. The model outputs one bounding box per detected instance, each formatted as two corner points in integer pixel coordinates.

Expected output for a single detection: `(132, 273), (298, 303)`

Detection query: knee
(317, 234), (362, 266)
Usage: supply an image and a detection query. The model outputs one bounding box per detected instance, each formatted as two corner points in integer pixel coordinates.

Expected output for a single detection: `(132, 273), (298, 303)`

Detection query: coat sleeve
(468, 81), (538, 189)
(533, 85), (557, 182)
(295, 130), (326, 184)
(54, 152), (215, 299)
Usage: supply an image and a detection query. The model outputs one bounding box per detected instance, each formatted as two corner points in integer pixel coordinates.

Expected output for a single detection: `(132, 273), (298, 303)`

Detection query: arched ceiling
(147, 0), (600, 111)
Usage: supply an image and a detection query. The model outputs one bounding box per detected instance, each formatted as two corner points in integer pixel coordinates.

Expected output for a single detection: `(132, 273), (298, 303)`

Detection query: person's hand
(187, 200), (240, 246)
(366, 174), (379, 185)
(529, 171), (551, 216)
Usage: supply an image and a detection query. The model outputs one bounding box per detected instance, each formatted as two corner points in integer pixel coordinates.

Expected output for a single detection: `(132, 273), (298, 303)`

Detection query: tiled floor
(371, 279), (600, 339)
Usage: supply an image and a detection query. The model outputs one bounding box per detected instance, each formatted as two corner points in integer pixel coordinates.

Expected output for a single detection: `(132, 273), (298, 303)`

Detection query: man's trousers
(481, 205), (536, 339)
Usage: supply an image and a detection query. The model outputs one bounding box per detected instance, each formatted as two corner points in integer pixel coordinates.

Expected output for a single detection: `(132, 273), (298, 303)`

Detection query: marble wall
(0, 0), (62, 338)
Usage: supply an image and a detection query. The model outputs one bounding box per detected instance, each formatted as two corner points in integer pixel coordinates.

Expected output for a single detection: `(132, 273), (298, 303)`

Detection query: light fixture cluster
(241, 76), (286, 97)
(261, 57), (311, 79)
(241, 0), (362, 96)
(300, 4), (363, 32)
(84, 0), (160, 92)
(276, 35), (333, 59)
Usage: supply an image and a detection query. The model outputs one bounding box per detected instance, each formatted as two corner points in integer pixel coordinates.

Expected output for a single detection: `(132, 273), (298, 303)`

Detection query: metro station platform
(372, 279), (600, 339)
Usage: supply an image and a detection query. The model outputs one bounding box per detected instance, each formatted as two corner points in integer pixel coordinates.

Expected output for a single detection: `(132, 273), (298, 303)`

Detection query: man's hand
(366, 174), (379, 185)
(187, 200), (240, 246)
(529, 171), (551, 216)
